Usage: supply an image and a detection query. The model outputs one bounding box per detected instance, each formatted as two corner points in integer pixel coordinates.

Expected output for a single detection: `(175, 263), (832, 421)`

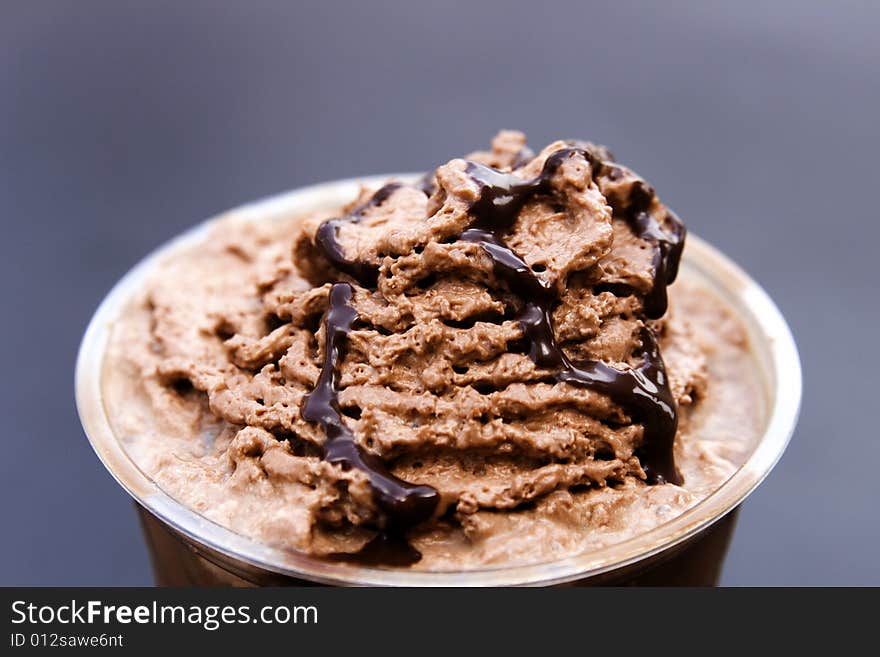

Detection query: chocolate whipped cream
(104, 132), (765, 568)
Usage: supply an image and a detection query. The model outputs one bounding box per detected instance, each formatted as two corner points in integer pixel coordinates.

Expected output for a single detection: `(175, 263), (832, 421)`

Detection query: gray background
(1, 1), (877, 585)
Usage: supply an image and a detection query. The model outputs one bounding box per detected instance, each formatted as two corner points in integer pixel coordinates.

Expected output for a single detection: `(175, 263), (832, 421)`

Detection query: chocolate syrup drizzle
(314, 182), (403, 286)
(609, 172), (686, 319)
(510, 145), (536, 170)
(416, 172), (436, 197)
(461, 149), (684, 483)
(302, 282), (439, 529)
(305, 145), (686, 556)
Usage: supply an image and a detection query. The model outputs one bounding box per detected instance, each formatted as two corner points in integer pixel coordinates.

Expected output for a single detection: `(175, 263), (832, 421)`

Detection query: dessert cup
(76, 175), (801, 586)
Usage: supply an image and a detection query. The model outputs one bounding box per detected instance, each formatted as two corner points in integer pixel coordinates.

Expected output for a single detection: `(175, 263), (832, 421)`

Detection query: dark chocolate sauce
(416, 172), (436, 196)
(511, 145), (536, 169)
(302, 283), (439, 530)
(314, 182), (404, 287)
(462, 149), (683, 484)
(306, 145), (687, 559)
(618, 177), (687, 319)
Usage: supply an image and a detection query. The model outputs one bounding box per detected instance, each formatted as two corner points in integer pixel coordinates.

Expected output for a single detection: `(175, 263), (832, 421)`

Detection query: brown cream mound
(104, 132), (765, 568)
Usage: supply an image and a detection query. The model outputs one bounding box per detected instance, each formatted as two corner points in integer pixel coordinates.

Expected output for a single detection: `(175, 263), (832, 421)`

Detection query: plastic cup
(76, 175), (801, 586)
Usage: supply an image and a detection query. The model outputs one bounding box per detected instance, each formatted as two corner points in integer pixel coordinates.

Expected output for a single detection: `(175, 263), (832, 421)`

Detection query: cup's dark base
(598, 508), (738, 586)
(136, 504), (739, 587)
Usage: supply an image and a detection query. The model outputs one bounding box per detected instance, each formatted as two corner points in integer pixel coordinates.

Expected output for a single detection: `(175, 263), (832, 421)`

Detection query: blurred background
(2, 1), (877, 585)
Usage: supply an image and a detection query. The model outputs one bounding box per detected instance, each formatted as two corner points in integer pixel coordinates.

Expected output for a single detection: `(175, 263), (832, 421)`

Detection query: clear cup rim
(75, 174), (801, 586)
